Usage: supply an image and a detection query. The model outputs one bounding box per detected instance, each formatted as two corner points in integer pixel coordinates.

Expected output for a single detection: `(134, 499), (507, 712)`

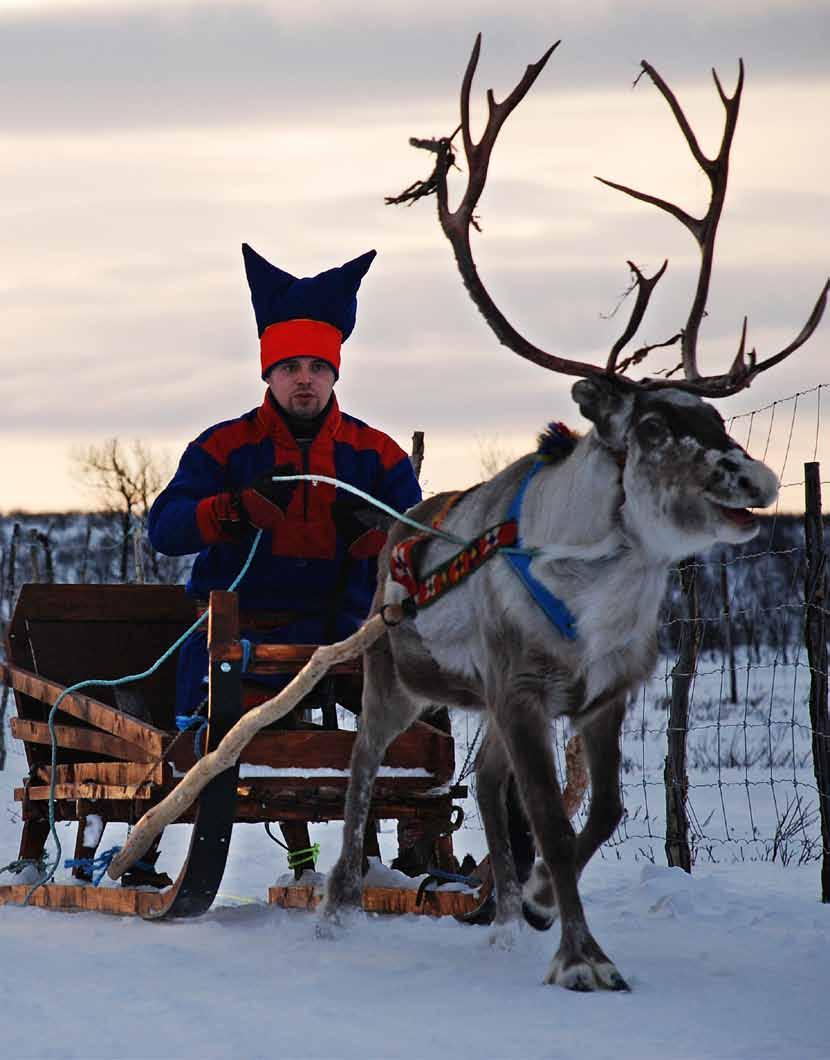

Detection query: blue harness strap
(504, 460), (578, 641)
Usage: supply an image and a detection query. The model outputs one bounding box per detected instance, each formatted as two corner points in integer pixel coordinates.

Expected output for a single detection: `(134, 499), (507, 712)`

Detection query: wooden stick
(107, 610), (394, 880)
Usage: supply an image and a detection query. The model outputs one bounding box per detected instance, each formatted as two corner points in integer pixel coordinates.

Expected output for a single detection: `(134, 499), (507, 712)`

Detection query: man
(149, 243), (422, 714)
(146, 244), (421, 883)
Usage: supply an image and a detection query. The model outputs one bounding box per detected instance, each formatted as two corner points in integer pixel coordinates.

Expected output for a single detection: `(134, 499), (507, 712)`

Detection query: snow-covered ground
(1, 653), (828, 1060)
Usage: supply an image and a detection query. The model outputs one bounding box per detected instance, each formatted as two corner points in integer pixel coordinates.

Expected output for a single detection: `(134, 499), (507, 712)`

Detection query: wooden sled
(0, 584), (475, 918)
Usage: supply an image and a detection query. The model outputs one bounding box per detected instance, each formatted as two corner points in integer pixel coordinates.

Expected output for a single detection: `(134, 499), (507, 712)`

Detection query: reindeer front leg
(523, 696), (626, 931)
(491, 690), (629, 991)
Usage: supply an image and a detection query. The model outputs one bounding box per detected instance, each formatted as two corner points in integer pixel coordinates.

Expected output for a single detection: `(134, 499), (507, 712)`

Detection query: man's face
(267, 357), (336, 419)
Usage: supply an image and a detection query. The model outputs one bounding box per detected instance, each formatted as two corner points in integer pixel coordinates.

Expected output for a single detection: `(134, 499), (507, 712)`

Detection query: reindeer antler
(387, 37), (828, 397)
(598, 61), (828, 396)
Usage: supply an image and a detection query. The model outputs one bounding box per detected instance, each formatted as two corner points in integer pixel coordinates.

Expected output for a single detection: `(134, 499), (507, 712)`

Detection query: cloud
(0, 2), (826, 132)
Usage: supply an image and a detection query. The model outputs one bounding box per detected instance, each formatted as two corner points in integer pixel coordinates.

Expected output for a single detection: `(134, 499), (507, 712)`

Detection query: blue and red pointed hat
(242, 243), (376, 380)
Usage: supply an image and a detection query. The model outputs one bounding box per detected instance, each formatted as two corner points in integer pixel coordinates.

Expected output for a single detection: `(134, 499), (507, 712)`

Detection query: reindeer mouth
(709, 501), (757, 531)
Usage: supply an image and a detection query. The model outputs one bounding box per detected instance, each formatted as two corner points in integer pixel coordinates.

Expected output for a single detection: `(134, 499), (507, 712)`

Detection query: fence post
(664, 558), (700, 872)
(720, 555), (738, 704)
(803, 462), (830, 902)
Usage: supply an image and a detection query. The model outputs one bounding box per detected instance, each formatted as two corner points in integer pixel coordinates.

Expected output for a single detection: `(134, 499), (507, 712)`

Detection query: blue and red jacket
(148, 392), (421, 711)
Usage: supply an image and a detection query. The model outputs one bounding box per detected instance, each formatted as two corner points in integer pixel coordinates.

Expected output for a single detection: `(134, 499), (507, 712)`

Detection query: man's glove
(332, 493), (393, 559)
(235, 464), (298, 531)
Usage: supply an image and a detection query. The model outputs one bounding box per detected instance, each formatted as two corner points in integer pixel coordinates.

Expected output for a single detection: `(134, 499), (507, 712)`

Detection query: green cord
(287, 843), (320, 870)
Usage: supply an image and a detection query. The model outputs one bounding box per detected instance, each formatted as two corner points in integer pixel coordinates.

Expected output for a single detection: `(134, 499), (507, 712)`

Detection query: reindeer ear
(572, 379), (633, 450)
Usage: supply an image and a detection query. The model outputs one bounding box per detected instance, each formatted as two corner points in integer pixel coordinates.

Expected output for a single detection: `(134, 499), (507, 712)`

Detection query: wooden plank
(207, 590), (238, 662)
(23, 783), (153, 801)
(30, 760), (163, 788)
(4, 665), (165, 757)
(10, 717), (155, 764)
(0, 883), (167, 916)
(236, 776), (445, 796)
(7, 583), (194, 624)
(239, 721), (454, 782)
(268, 883), (480, 918)
(217, 643), (362, 675)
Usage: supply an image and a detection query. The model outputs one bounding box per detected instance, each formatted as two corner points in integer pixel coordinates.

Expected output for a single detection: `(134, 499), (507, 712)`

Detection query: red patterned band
(260, 318), (343, 379)
(390, 521), (519, 610)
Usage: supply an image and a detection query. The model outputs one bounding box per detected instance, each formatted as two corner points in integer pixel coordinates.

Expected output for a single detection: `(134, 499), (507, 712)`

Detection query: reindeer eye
(637, 418), (669, 446)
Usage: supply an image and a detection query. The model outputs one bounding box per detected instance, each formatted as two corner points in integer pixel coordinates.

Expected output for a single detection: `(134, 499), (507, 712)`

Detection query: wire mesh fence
(454, 383), (830, 877)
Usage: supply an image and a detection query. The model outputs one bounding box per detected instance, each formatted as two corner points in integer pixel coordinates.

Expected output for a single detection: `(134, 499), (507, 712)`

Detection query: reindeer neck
(520, 433), (624, 550)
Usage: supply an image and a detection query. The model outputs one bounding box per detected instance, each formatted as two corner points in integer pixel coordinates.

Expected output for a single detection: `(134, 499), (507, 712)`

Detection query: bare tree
(71, 439), (170, 582)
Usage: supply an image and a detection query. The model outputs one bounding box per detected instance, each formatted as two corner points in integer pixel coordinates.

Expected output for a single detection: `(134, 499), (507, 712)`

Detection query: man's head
(267, 356), (336, 420)
(242, 243), (376, 382)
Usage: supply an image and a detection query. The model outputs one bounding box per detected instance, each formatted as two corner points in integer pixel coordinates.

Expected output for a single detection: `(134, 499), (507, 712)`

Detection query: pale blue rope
(270, 474), (538, 557)
(21, 529), (264, 905)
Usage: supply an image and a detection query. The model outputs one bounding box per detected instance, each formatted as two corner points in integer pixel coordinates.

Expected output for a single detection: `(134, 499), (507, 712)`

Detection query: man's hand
(332, 494), (393, 559)
(236, 464), (298, 530)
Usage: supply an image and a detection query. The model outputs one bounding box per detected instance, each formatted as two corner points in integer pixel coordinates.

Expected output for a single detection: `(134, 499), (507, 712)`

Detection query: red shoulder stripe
(199, 416), (266, 467)
(336, 418), (407, 472)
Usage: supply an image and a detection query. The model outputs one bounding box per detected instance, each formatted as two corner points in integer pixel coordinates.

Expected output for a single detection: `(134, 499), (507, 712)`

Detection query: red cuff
(196, 493), (245, 544)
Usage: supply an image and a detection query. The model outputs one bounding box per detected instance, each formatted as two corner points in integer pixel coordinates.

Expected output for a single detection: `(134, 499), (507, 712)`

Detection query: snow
(2, 662), (829, 1059)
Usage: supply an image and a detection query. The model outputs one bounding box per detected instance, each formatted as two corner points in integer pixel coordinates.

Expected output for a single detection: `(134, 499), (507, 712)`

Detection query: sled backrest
(6, 583), (195, 732)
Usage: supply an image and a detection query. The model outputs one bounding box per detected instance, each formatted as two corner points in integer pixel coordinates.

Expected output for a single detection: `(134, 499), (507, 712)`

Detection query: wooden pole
(804, 462), (830, 902)
(720, 556), (738, 704)
(664, 558), (700, 872)
(107, 608), (397, 881)
(410, 430), (425, 481)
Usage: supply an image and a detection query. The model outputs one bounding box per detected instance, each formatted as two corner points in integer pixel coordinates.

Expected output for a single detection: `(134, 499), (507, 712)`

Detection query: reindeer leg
(574, 698), (626, 871)
(523, 698), (626, 931)
(492, 695), (629, 992)
(475, 727), (524, 945)
(318, 636), (420, 931)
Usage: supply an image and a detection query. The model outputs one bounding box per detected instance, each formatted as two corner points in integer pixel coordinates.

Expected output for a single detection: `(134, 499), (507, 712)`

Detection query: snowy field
(2, 646), (829, 1060)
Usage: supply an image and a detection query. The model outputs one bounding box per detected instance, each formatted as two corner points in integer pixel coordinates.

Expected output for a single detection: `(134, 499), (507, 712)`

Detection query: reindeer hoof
(522, 897), (557, 932)
(488, 919), (522, 951)
(545, 956), (630, 992)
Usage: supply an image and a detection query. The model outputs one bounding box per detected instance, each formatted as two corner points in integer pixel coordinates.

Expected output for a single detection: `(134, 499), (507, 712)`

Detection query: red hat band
(260, 319), (343, 380)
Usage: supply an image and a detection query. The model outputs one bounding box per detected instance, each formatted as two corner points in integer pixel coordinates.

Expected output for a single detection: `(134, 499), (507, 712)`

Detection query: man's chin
(289, 398), (320, 419)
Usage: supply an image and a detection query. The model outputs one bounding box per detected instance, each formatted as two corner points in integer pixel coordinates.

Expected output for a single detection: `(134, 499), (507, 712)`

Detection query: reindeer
(319, 37), (828, 991)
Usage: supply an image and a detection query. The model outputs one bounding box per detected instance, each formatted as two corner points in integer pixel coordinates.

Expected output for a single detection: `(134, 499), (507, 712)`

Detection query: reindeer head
(573, 377), (778, 558)
(388, 38), (828, 520)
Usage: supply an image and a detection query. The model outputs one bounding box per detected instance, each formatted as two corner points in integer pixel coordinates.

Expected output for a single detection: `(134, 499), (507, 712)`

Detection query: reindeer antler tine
(460, 33), (483, 162)
(743, 278), (830, 380)
(607, 260), (669, 373)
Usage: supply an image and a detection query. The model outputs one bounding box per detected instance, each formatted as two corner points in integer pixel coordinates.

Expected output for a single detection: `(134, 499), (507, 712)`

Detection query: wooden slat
(22, 783), (153, 801)
(215, 643), (362, 674)
(268, 883), (480, 918)
(0, 883), (167, 916)
(7, 583), (194, 624)
(236, 776), (445, 796)
(4, 665), (165, 757)
(10, 718), (155, 763)
(30, 760), (163, 788)
(239, 720), (454, 782)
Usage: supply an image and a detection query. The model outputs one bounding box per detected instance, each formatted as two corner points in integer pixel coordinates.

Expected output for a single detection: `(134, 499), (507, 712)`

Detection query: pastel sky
(2, 0), (828, 512)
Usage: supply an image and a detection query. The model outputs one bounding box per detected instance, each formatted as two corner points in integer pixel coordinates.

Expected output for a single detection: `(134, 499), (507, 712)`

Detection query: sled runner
(0, 584), (473, 918)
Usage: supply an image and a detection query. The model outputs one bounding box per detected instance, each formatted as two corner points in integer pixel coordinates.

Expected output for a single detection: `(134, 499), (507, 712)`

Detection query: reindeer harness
(389, 423), (578, 640)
